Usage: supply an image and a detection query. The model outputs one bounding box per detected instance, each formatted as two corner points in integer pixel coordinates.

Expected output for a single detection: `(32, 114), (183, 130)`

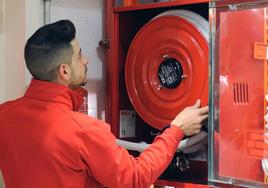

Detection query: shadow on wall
(0, 169), (5, 188)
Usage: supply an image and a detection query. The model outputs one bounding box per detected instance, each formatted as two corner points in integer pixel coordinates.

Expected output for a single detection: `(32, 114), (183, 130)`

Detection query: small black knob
(99, 39), (110, 49)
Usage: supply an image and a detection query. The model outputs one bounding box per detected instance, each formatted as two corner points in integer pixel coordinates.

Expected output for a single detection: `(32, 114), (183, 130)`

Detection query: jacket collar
(24, 79), (86, 111)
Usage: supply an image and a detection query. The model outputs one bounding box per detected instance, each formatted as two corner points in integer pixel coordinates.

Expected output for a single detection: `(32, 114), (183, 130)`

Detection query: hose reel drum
(125, 10), (209, 129)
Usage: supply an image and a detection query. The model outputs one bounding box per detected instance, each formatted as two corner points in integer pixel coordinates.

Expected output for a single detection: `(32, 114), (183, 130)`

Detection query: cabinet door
(209, 0), (268, 187)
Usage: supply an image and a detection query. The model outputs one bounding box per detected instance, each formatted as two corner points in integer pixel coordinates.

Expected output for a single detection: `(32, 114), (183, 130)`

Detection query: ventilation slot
(233, 82), (249, 105)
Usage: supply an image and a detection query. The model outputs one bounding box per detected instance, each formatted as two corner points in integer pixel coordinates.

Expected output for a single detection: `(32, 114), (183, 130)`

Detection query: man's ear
(58, 64), (71, 81)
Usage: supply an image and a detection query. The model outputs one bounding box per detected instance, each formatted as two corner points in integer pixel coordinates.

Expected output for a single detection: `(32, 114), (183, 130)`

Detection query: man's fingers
(190, 99), (201, 109)
(198, 106), (209, 115)
(194, 99), (201, 108)
(200, 114), (208, 122)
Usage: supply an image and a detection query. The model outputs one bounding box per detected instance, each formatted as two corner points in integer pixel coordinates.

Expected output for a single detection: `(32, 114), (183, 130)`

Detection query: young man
(0, 20), (208, 188)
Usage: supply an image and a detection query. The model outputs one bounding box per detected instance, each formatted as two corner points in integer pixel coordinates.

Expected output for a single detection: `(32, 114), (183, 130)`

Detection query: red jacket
(0, 79), (184, 188)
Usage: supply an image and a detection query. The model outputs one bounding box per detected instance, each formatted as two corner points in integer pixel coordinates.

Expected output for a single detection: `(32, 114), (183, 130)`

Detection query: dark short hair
(24, 20), (76, 81)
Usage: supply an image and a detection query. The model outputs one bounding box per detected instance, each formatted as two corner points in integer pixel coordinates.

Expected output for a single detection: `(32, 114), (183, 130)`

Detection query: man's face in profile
(68, 39), (88, 89)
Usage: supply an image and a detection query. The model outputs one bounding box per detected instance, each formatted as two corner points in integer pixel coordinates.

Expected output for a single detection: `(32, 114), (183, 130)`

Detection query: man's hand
(171, 99), (208, 136)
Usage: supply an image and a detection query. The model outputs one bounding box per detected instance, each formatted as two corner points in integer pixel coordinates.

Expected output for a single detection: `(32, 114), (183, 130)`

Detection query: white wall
(0, 4), (4, 188)
(0, 0), (44, 103)
(0, 0), (4, 103)
(0, 0), (26, 103)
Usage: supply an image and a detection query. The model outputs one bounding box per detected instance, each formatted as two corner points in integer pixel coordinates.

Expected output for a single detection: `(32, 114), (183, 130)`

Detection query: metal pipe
(43, 0), (51, 24)
(116, 131), (207, 153)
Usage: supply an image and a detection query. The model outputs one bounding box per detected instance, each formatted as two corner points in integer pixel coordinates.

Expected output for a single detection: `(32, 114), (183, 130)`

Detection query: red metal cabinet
(104, 0), (209, 187)
(103, 0), (268, 187)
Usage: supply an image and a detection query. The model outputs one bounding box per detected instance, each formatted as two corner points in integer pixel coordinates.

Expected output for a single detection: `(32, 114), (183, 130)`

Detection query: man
(0, 20), (208, 188)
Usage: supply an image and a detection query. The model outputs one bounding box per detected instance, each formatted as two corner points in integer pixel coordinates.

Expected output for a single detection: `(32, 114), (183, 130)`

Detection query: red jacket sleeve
(78, 120), (184, 188)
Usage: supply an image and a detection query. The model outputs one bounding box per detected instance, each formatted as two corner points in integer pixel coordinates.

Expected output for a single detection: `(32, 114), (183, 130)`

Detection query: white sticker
(120, 110), (136, 138)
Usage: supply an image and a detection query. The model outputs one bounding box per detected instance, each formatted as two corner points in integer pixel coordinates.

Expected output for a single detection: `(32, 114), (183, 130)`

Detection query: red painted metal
(105, 0), (120, 137)
(125, 15), (208, 129)
(123, 0), (139, 6)
(114, 0), (209, 12)
(218, 8), (265, 183)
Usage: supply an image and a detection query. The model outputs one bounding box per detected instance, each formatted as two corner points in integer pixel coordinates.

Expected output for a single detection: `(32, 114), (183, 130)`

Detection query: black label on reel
(158, 58), (183, 89)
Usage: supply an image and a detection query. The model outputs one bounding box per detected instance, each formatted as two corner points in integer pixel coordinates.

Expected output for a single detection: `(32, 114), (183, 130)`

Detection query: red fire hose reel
(125, 10), (209, 129)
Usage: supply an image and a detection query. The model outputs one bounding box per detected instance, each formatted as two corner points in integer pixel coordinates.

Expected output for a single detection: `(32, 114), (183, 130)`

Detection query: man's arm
(79, 100), (208, 188)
